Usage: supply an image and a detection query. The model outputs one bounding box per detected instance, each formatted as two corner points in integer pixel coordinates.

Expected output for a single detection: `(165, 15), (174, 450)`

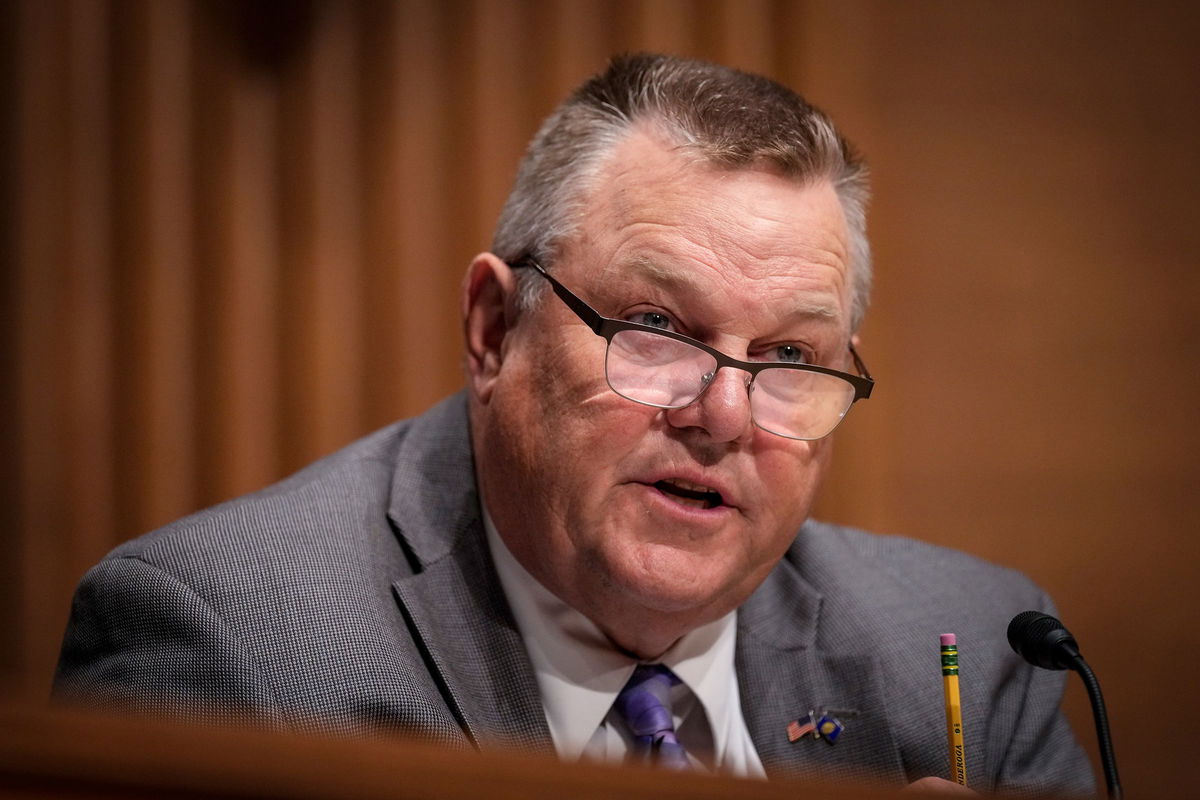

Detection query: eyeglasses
(510, 258), (874, 441)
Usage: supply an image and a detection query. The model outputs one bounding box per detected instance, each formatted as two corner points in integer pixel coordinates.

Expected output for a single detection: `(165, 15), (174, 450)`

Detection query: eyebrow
(621, 256), (843, 323)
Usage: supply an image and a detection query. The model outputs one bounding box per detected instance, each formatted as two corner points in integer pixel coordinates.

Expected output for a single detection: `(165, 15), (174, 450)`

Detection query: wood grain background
(3, 2), (1197, 796)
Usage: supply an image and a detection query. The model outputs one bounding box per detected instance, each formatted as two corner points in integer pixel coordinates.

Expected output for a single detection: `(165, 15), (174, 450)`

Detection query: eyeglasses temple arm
(849, 344), (872, 382)
(511, 257), (605, 334)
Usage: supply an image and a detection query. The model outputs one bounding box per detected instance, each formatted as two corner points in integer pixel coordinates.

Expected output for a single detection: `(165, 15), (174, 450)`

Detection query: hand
(903, 777), (978, 795)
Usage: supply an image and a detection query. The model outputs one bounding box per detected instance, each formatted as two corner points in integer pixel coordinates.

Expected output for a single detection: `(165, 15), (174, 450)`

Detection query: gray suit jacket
(55, 393), (1094, 794)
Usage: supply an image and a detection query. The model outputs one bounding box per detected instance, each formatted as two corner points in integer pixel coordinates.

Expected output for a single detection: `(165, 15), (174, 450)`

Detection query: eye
(772, 344), (811, 364)
(628, 310), (675, 331)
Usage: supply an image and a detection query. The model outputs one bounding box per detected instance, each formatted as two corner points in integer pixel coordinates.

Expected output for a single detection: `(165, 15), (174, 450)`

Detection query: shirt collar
(483, 509), (739, 761)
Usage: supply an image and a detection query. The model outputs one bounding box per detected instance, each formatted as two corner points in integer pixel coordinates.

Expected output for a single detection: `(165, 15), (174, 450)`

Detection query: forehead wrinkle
(618, 254), (843, 327)
(609, 152), (851, 268)
(576, 131), (852, 334)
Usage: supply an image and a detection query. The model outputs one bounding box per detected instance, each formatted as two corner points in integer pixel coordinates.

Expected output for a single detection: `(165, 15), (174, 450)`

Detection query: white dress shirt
(484, 512), (765, 777)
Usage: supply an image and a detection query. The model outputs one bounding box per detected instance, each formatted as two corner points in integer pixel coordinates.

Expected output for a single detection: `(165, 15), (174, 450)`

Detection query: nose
(663, 366), (754, 443)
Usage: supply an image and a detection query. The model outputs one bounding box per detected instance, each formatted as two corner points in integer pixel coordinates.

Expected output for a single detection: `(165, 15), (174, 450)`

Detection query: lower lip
(636, 482), (736, 523)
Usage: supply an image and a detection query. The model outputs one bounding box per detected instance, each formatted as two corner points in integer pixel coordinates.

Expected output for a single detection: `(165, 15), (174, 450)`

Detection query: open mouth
(653, 479), (724, 510)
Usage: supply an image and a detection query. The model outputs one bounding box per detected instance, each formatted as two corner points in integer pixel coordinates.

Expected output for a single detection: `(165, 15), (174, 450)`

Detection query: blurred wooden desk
(0, 704), (904, 800)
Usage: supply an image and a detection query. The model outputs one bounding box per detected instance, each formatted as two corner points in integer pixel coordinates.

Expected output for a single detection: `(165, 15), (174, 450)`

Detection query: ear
(462, 252), (518, 404)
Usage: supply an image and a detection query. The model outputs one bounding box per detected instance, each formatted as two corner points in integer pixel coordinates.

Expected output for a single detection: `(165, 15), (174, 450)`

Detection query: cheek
(494, 337), (649, 488)
(530, 338), (608, 409)
(524, 335), (652, 447)
(754, 438), (832, 528)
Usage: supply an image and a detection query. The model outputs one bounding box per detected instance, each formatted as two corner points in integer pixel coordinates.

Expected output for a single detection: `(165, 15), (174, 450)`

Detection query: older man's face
(467, 129), (854, 655)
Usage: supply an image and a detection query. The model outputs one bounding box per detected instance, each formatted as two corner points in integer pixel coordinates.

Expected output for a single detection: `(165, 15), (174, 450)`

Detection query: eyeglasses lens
(750, 368), (856, 440)
(606, 330), (716, 408)
(605, 329), (855, 440)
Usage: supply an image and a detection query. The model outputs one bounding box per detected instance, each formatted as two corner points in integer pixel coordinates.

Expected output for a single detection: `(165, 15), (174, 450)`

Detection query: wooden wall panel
(281, 0), (365, 464)
(63, 0), (116, 583)
(361, 1), (428, 423)
(539, 0), (616, 102)
(794, 4), (1200, 796)
(14, 0), (72, 690)
(137, 0), (198, 531)
(3, 1), (1197, 795)
(194, 32), (282, 502)
(710, 0), (775, 76)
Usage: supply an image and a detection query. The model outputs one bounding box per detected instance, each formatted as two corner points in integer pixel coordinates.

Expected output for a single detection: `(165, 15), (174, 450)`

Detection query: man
(55, 54), (1093, 794)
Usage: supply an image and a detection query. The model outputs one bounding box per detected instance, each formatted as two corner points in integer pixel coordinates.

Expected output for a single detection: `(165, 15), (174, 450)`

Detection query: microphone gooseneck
(1006, 611), (1122, 800)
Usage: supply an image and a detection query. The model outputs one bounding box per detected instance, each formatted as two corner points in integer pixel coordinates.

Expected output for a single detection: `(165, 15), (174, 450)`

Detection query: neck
(584, 594), (737, 661)
(600, 623), (683, 662)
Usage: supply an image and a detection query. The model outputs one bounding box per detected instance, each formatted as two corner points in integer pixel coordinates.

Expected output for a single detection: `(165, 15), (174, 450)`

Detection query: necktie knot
(614, 664), (690, 769)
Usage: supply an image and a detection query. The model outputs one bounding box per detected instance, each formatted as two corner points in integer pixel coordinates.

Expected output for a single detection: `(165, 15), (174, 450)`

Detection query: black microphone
(1007, 611), (1122, 800)
(1007, 609), (1083, 669)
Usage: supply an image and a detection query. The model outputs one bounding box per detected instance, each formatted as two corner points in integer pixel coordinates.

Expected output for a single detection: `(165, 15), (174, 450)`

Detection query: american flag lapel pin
(788, 707), (858, 745)
(786, 710), (817, 742)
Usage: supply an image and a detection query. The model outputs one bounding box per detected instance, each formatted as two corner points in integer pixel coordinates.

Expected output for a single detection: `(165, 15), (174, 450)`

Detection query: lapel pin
(787, 707), (859, 745)
(815, 712), (845, 744)
(786, 717), (816, 742)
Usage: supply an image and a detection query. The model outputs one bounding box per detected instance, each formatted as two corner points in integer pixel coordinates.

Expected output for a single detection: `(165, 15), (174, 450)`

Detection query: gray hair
(491, 53), (872, 331)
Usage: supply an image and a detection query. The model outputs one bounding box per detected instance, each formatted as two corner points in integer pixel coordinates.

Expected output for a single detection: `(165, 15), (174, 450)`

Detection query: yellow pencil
(941, 633), (967, 786)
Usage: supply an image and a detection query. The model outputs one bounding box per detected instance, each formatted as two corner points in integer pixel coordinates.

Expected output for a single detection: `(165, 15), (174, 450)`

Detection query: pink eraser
(940, 633), (957, 646)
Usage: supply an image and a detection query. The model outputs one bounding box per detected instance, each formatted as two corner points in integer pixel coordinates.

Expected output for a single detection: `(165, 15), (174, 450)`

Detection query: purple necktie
(614, 664), (691, 770)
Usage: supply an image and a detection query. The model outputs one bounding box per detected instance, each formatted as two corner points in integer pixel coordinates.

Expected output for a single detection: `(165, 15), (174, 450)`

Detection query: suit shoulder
(789, 520), (1051, 641)
(103, 419), (413, 574)
(783, 522), (1087, 795)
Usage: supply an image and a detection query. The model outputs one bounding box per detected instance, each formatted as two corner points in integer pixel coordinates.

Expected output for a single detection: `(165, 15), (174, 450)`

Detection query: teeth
(665, 478), (714, 494)
(654, 479), (723, 509)
(671, 494), (710, 508)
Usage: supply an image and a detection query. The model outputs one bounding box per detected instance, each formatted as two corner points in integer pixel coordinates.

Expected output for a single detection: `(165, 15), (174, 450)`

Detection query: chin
(602, 544), (740, 617)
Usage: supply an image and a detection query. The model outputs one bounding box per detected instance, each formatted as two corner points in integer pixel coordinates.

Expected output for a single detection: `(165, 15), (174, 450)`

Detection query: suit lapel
(385, 394), (553, 754)
(382, 395), (906, 774)
(737, 552), (905, 783)
(391, 525), (553, 753)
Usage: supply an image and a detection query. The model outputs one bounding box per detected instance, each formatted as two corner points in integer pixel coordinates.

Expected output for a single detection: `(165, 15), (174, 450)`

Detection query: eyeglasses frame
(507, 257), (874, 437)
